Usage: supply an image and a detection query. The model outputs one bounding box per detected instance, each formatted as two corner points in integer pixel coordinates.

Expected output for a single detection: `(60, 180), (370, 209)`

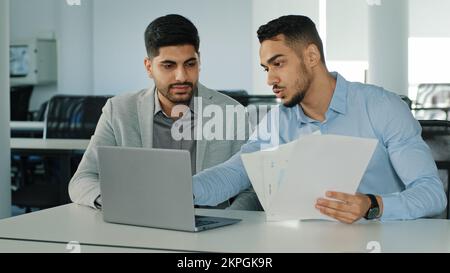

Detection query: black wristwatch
(364, 194), (380, 220)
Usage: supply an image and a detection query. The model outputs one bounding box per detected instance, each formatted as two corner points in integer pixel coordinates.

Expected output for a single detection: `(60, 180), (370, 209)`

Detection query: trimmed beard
(283, 62), (311, 108)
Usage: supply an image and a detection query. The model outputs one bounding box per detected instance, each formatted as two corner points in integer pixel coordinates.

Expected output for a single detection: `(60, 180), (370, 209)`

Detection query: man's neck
(300, 70), (336, 122)
(157, 91), (177, 118)
(157, 91), (193, 119)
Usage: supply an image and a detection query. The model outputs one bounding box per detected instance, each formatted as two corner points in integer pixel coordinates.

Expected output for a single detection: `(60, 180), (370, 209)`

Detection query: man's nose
(267, 70), (280, 87)
(175, 67), (188, 82)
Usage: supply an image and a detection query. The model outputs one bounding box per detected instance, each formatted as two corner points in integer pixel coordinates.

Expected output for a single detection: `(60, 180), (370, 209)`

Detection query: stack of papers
(241, 134), (377, 221)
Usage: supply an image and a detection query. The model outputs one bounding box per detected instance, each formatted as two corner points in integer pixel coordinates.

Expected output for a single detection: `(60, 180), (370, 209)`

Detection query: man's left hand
(315, 191), (372, 224)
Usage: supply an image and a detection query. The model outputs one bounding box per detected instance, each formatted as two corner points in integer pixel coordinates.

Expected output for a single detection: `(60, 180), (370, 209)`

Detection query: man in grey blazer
(69, 14), (261, 210)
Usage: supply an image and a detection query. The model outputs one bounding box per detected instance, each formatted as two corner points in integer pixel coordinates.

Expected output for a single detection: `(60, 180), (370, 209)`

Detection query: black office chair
(245, 95), (279, 130)
(10, 85), (33, 121)
(44, 95), (111, 139)
(416, 84), (450, 108)
(217, 90), (280, 130)
(32, 100), (49, 123)
(399, 95), (412, 110)
(12, 95), (111, 212)
(414, 84), (450, 120)
(419, 120), (450, 219)
(217, 90), (280, 108)
(217, 90), (250, 106)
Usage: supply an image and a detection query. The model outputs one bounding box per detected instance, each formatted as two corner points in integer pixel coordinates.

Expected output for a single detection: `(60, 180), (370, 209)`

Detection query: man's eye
(186, 62), (197, 67)
(274, 62), (282, 67)
(163, 64), (174, 69)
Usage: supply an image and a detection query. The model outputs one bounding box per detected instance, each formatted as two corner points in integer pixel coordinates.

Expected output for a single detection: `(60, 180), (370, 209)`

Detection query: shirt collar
(295, 72), (348, 124)
(154, 88), (197, 117)
(328, 72), (348, 115)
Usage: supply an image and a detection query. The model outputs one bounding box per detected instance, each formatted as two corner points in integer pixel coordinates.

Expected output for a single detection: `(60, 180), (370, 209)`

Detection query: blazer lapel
(137, 83), (212, 172)
(195, 83), (214, 173)
(137, 86), (156, 148)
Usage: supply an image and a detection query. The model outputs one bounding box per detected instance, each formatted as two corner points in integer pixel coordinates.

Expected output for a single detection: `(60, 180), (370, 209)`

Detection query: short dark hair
(257, 15), (325, 64)
(144, 14), (200, 58)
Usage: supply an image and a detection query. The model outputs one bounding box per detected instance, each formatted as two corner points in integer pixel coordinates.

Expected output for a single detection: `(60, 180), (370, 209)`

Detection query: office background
(1, 0), (450, 219)
(8, 0), (450, 111)
(1, 0), (10, 220)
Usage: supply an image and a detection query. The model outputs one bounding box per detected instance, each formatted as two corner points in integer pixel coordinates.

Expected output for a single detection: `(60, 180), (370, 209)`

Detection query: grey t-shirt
(152, 90), (197, 175)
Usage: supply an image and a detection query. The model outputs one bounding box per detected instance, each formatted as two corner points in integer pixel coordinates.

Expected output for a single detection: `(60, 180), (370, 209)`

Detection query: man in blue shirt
(193, 15), (447, 223)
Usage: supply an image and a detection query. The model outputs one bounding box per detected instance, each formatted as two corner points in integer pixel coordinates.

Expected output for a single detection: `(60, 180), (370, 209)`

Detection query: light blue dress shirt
(193, 72), (447, 220)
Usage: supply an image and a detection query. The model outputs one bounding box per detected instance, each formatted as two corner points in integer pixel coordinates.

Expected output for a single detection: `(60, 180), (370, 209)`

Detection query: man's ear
(144, 57), (154, 79)
(197, 51), (201, 72)
(304, 44), (321, 68)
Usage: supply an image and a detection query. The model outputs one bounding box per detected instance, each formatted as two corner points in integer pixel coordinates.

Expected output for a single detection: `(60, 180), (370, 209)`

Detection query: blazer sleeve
(68, 99), (117, 209)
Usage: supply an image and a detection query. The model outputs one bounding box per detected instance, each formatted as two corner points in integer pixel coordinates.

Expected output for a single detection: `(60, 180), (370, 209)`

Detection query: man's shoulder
(105, 88), (153, 120)
(347, 81), (413, 129)
(109, 88), (151, 105)
(198, 84), (243, 106)
(347, 81), (401, 106)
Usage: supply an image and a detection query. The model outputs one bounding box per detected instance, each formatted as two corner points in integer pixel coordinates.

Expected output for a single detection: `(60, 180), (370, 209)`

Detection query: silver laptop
(98, 146), (241, 232)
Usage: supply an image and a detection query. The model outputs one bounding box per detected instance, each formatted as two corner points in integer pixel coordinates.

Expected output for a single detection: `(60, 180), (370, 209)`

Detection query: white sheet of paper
(241, 151), (268, 211)
(242, 134), (377, 221)
(242, 137), (303, 214)
(261, 141), (296, 218)
(269, 134), (378, 221)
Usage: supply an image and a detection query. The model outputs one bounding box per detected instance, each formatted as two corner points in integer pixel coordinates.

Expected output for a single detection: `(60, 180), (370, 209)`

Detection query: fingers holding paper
(315, 191), (372, 224)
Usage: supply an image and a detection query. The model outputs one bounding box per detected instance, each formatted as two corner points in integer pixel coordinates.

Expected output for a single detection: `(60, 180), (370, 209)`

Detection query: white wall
(326, 0), (368, 61)
(410, 0), (450, 37)
(326, 0), (450, 90)
(10, 0), (58, 110)
(368, 0), (409, 95)
(57, 0), (94, 96)
(325, 0), (450, 59)
(325, 0), (368, 83)
(1, 0), (11, 219)
(10, 0), (94, 110)
(408, 0), (450, 93)
(10, 0), (450, 106)
(325, 0), (450, 56)
(92, 0), (253, 95)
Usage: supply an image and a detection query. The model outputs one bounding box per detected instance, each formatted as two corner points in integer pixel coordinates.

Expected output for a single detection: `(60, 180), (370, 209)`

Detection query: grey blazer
(68, 83), (254, 209)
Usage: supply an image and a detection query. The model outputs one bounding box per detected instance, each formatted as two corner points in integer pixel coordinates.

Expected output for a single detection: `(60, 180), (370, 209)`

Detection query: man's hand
(315, 191), (382, 224)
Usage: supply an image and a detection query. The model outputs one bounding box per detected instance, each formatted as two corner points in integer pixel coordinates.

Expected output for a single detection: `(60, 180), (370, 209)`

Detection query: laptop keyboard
(195, 216), (218, 227)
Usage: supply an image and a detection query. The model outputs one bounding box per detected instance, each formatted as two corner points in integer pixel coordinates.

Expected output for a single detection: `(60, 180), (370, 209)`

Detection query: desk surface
(0, 239), (176, 253)
(11, 138), (90, 150)
(0, 204), (449, 253)
(10, 121), (45, 132)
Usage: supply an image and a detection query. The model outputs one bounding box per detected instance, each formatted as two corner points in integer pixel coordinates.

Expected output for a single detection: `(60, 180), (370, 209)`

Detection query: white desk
(0, 239), (176, 253)
(0, 204), (449, 253)
(10, 121), (45, 133)
(11, 138), (90, 150)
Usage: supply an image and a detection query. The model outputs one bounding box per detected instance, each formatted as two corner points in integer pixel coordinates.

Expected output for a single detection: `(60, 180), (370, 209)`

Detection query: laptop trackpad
(194, 215), (241, 231)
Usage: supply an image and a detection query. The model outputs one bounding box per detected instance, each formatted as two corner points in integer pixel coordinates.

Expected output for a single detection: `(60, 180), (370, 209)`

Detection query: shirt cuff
(379, 192), (407, 221)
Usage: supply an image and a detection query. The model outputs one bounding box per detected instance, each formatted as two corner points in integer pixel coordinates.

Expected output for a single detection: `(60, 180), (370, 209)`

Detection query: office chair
(217, 90), (280, 108)
(217, 90), (250, 106)
(414, 84), (450, 120)
(44, 95), (111, 139)
(10, 85), (33, 121)
(399, 95), (412, 110)
(12, 95), (111, 212)
(245, 95), (279, 131)
(217, 90), (280, 131)
(416, 84), (450, 108)
(419, 120), (450, 219)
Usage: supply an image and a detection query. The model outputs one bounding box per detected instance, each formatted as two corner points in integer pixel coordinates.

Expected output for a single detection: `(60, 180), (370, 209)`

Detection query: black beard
(284, 90), (306, 108)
